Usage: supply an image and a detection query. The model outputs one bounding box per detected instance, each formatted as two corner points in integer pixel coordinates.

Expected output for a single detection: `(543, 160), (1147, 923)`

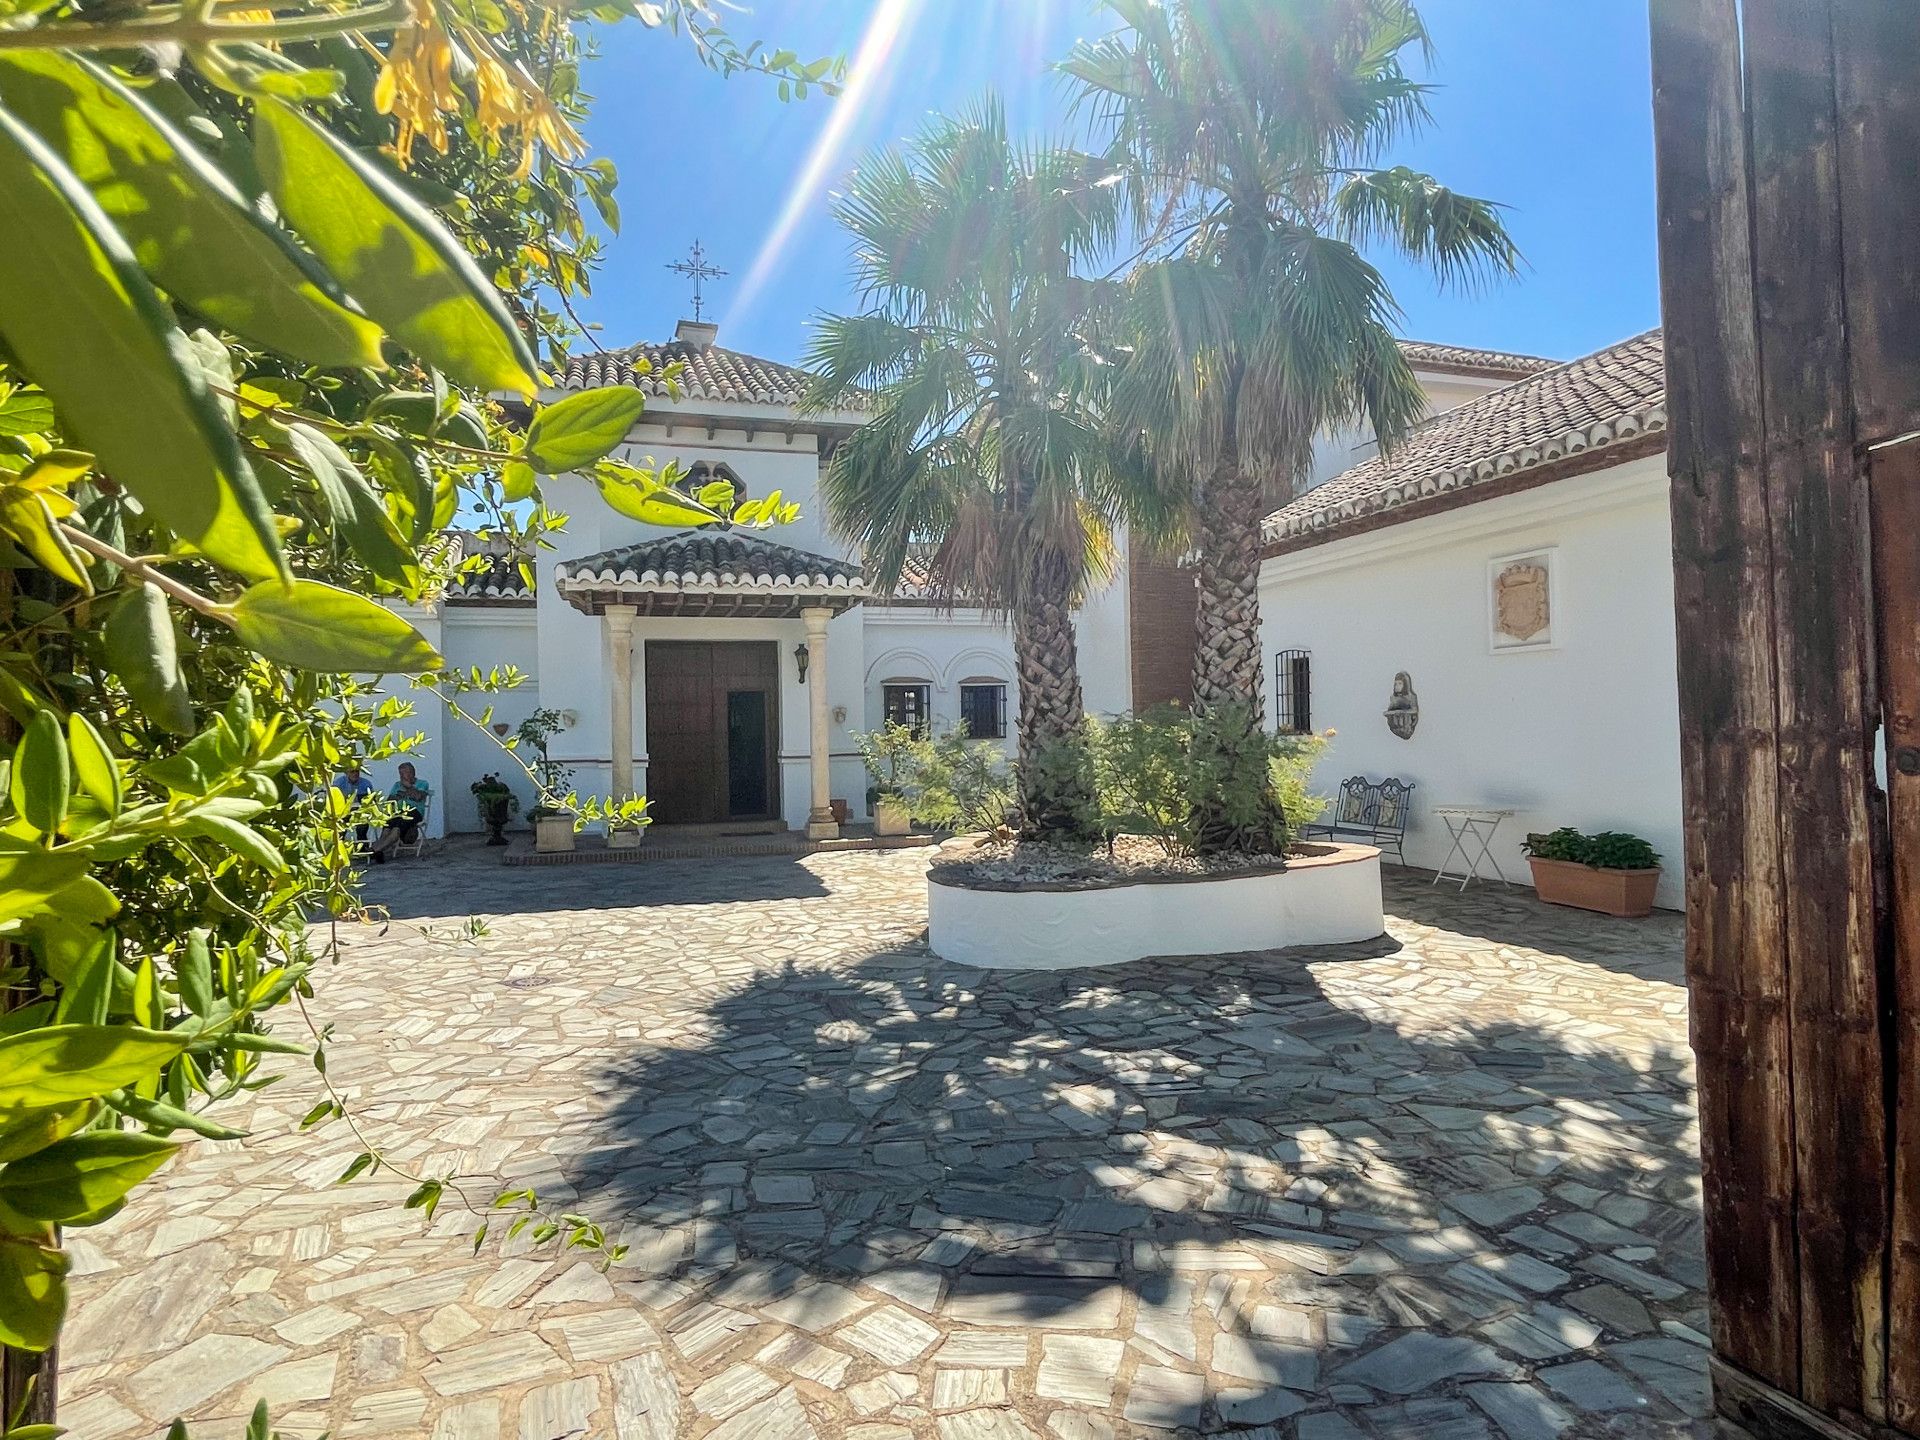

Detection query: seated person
(331, 763), (375, 846)
(370, 761), (433, 863)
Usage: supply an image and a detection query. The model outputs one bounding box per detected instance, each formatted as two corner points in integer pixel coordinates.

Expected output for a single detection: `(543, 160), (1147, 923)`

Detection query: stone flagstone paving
(67, 846), (1718, 1439)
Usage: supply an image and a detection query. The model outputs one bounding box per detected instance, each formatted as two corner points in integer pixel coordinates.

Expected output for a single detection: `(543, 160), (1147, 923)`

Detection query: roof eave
(1261, 429), (1669, 559)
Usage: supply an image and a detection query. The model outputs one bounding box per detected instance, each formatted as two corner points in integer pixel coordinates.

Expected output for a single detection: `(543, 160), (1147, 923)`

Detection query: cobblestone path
(67, 847), (1709, 1440)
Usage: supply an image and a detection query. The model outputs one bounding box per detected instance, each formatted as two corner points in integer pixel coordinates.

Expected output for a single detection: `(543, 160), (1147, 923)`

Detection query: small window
(883, 682), (930, 734)
(1274, 649), (1312, 734)
(959, 682), (1008, 739)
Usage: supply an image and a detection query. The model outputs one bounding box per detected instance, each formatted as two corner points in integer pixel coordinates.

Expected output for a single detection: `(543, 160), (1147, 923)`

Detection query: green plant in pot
(855, 721), (921, 836)
(1522, 826), (1663, 917)
(471, 772), (519, 846)
(517, 708), (578, 853)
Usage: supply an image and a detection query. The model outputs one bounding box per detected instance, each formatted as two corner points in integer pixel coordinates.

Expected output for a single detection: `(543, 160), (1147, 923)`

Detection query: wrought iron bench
(1300, 776), (1415, 865)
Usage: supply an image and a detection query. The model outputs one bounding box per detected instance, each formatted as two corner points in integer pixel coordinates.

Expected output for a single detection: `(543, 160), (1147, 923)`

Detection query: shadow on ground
(357, 843), (834, 921)
(563, 885), (1709, 1436)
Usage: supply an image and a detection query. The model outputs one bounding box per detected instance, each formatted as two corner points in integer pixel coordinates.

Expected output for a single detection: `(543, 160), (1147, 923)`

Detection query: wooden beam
(1650, 0), (1800, 1392)
(1871, 439), (1920, 1435)
(1744, 0), (1890, 1419)
(1713, 1359), (1910, 1440)
(1833, 5), (1920, 446)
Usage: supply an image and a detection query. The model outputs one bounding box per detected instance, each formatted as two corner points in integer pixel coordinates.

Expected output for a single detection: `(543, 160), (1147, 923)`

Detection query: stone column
(605, 605), (641, 846)
(803, 606), (838, 839)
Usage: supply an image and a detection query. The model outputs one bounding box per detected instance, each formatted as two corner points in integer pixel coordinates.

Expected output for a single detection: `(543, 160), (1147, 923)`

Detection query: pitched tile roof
(560, 339), (870, 412)
(1398, 339), (1558, 379)
(444, 529), (534, 605)
(1265, 329), (1667, 550)
(554, 531), (867, 615)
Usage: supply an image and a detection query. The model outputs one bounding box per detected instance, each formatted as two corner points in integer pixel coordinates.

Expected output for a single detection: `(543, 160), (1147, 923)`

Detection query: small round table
(1430, 806), (1516, 891)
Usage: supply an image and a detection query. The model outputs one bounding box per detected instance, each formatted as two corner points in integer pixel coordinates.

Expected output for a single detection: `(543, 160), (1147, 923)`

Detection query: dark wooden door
(645, 641), (779, 824)
(1652, 1), (1920, 1434)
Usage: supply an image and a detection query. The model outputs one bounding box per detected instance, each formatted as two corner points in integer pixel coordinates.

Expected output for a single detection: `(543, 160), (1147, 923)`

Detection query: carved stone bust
(1385, 671), (1419, 739)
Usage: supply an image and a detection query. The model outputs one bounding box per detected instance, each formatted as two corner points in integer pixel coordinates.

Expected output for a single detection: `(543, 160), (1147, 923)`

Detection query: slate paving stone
(1465, 1381), (1575, 1440)
(1539, 1358), (1653, 1413)
(1123, 1365), (1207, 1429)
(1334, 1333), (1522, 1394)
(74, 852), (1701, 1439)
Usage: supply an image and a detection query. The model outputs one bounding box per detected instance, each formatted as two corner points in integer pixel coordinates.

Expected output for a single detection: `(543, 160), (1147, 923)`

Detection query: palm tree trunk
(1013, 550), (1094, 840)
(1191, 455), (1268, 716)
(1189, 453), (1285, 854)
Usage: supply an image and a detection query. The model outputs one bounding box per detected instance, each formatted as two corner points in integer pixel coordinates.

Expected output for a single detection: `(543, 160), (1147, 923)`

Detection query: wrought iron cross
(666, 239), (727, 323)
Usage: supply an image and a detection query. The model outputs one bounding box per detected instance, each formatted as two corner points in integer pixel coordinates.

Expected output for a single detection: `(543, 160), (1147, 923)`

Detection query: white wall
(1259, 454), (1685, 908)
(438, 609), (542, 832)
(862, 607), (1017, 756)
(1075, 571), (1133, 719)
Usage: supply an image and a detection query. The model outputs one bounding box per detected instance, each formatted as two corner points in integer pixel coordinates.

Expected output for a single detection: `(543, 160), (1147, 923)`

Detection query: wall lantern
(794, 642), (810, 684)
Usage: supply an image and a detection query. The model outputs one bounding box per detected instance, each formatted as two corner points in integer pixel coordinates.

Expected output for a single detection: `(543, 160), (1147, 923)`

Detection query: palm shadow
(562, 908), (1711, 1432)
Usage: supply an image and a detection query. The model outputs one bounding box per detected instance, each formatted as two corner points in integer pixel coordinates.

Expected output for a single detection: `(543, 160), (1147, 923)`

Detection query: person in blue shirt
(369, 761), (433, 863)
(331, 764), (376, 847)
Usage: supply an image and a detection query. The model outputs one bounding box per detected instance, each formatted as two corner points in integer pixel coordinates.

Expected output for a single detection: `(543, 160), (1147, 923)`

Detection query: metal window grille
(1274, 649), (1312, 734)
(883, 683), (930, 734)
(959, 683), (1008, 739)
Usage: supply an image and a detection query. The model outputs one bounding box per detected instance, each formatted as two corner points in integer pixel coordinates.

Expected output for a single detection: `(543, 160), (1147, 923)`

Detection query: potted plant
(855, 722), (921, 836)
(516, 708), (577, 853)
(470, 773), (518, 846)
(1522, 827), (1663, 917)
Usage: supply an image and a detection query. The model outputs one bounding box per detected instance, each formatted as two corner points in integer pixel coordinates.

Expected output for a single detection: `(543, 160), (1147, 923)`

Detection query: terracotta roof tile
(1265, 329), (1667, 547)
(444, 529), (533, 605)
(560, 339), (868, 412)
(1397, 339), (1558, 379)
(555, 530), (865, 592)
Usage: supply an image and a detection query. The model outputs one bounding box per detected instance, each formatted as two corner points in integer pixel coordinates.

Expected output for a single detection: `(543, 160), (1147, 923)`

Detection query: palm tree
(804, 100), (1137, 840)
(1066, 0), (1518, 851)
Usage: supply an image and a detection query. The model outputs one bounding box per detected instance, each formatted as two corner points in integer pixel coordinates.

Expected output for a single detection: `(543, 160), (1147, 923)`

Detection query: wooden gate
(1650, 1), (1920, 1435)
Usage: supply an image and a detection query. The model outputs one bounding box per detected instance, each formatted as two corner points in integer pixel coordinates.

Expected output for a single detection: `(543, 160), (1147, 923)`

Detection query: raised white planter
(927, 843), (1384, 970)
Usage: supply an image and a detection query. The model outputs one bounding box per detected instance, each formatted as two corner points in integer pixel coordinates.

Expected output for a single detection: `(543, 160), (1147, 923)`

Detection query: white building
(404, 318), (1035, 839)
(1251, 329), (1683, 906)
(398, 314), (1641, 875)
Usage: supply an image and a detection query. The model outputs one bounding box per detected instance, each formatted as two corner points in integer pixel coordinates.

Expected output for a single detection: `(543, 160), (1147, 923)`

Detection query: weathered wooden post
(1651, 0), (1920, 1435)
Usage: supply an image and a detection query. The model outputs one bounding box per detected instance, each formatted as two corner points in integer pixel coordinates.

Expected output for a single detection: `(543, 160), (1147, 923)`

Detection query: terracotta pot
(1527, 857), (1660, 917)
(534, 815), (576, 854)
(873, 799), (912, 837)
(830, 798), (850, 824)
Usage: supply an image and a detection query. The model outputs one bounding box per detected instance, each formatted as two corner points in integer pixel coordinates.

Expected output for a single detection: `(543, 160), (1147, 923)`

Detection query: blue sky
(574, 1), (1660, 368)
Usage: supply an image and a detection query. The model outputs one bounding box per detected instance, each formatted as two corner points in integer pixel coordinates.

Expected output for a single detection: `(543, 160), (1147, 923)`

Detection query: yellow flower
(374, 0), (456, 163)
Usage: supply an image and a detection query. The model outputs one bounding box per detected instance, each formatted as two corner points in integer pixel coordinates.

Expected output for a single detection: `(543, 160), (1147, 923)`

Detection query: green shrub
(1523, 827), (1661, 870)
(1082, 705), (1331, 857)
(854, 721), (1014, 832)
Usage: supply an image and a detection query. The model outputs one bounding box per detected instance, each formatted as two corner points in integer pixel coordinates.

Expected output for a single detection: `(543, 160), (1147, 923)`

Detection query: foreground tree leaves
(224, 579), (443, 673)
(0, 1221), (67, 1351)
(522, 385), (647, 472)
(0, 1026), (186, 1114)
(253, 99), (539, 397)
(0, 53), (385, 369)
(0, 1131), (178, 1223)
(0, 108), (285, 582)
(102, 582), (195, 737)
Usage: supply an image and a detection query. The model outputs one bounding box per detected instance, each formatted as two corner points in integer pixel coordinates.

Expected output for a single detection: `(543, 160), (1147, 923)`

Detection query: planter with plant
(517, 708), (578, 853)
(855, 721), (1015, 839)
(1522, 827), (1663, 917)
(855, 722), (922, 836)
(471, 773), (519, 846)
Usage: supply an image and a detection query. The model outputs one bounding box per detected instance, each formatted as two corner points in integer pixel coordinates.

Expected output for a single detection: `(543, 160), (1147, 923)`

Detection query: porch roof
(553, 530), (869, 618)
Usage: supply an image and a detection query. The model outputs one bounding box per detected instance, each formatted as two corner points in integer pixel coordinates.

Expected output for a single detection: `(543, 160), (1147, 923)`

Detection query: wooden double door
(644, 641), (779, 825)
